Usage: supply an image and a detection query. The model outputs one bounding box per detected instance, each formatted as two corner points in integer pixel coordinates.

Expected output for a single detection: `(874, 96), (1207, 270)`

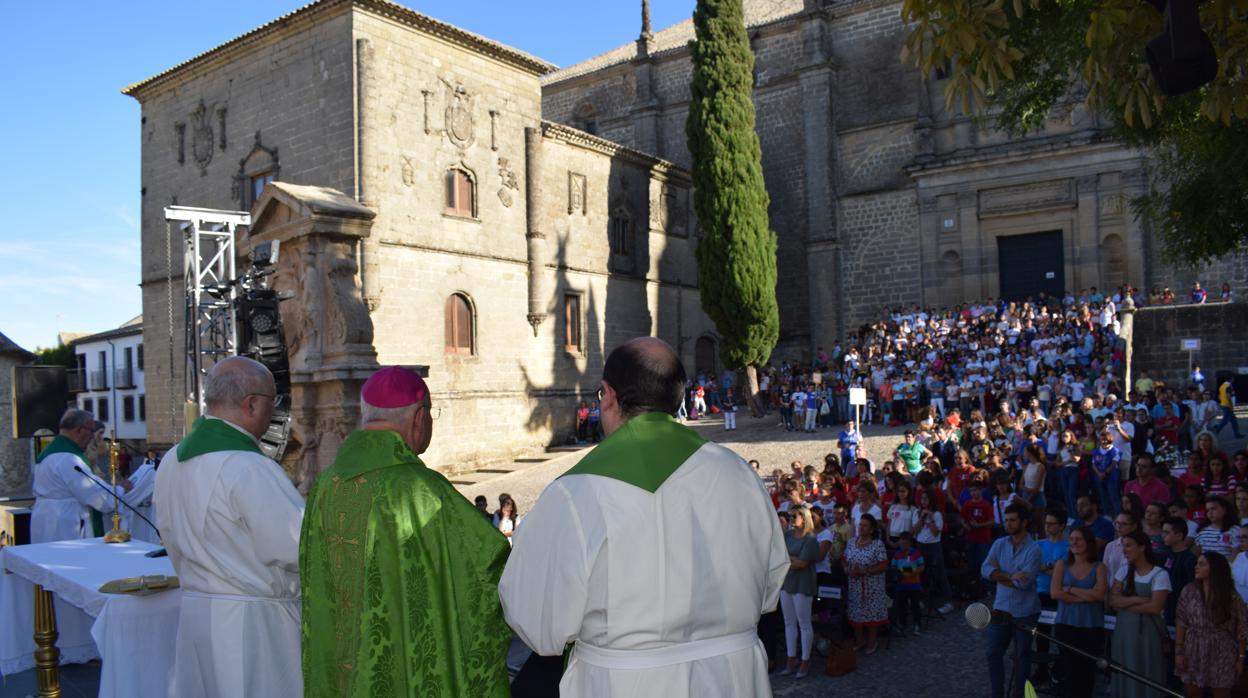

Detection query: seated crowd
(752, 287), (1248, 697)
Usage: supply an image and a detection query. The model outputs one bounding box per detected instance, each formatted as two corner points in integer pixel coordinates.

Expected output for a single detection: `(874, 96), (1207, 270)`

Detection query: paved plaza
(458, 412), (995, 696)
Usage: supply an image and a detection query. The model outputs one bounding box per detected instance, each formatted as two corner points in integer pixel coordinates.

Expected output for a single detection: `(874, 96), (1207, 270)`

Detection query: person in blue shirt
(982, 503), (1042, 698)
(1033, 508), (1071, 685)
(838, 420), (862, 464)
(1090, 430), (1122, 518)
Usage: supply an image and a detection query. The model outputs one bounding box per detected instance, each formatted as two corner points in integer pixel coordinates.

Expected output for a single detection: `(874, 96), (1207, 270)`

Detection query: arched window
(445, 168), (475, 218)
(609, 210), (632, 255)
(695, 336), (718, 378)
(444, 293), (474, 354)
(574, 102), (598, 135)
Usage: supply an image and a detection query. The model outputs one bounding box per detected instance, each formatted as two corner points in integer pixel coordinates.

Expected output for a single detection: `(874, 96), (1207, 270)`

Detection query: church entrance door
(997, 231), (1064, 301)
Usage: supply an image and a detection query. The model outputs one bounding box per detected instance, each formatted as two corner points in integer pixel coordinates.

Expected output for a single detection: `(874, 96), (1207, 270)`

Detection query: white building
(70, 316), (146, 444)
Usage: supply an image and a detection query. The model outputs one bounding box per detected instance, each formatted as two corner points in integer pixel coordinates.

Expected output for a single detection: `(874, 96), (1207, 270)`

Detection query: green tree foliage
(686, 0), (780, 405)
(34, 343), (75, 368)
(900, 0), (1248, 264)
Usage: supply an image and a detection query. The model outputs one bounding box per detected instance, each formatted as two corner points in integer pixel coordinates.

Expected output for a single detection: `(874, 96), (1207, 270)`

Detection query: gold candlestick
(103, 436), (130, 544)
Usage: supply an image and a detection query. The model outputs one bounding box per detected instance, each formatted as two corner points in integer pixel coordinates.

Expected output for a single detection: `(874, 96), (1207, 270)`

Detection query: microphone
(964, 601), (993, 630)
(73, 465), (161, 539)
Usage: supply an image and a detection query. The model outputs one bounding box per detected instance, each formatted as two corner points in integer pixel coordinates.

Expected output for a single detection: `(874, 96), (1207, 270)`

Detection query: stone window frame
(443, 164), (479, 220)
(563, 292), (584, 355)
(444, 292), (476, 355)
(608, 205), (636, 275)
(234, 132), (280, 211)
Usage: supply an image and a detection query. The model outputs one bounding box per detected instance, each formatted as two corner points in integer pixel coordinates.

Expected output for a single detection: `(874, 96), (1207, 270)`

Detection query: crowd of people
(752, 287), (1248, 697)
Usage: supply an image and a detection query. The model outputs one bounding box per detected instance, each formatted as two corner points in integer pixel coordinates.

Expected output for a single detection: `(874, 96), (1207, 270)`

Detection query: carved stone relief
(1099, 191), (1125, 218)
(442, 79), (475, 149)
(216, 106), (227, 151)
(190, 100), (215, 175)
(497, 157), (519, 208)
(401, 156), (414, 187)
(568, 172), (587, 215)
(421, 89), (433, 135)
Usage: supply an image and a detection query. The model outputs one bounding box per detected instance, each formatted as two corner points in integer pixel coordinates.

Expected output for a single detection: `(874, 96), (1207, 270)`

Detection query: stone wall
(1131, 303), (1248, 392)
(131, 5), (357, 446)
(0, 355), (31, 496)
(837, 190), (922, 330)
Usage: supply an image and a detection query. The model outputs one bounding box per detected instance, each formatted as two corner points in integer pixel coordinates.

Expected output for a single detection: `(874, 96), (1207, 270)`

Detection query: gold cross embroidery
(324, 511), (359, 571)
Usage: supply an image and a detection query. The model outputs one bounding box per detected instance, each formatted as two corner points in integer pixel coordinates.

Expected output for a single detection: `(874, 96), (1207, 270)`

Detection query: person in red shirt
(946, 408), (963, 430)
(948, 450), (977, 504)
(1184, 484), (1209, 529)
(1123, 454), (1173, 509)
(961, 479), (995, 597)
(1179, 452), (1207, 490)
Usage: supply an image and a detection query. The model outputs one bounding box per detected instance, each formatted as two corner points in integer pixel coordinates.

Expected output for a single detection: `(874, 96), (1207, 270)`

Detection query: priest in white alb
(31, 408), (130, 542)
(154, 356), (304, 698)
(499, 337), (789, 697)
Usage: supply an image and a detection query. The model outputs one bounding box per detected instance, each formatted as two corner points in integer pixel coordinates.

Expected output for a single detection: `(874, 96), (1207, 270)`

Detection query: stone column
(1074, 174), (1099, 291)
(957, 190), (984, 297)
(798, 12), (840, 343)
(242, 182), (380, 492)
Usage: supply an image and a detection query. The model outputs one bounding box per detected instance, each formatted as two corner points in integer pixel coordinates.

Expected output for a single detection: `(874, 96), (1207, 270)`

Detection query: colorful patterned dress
(844, 537), (888, 627)
(1176, 583), (1248, 689)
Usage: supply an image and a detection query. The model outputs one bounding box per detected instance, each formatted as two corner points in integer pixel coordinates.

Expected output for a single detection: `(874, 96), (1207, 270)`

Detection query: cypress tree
(686, 0), (779, 415)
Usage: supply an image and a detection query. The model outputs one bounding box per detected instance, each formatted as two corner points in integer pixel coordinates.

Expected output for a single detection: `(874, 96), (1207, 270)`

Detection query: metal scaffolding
(164, 206), (251, 416)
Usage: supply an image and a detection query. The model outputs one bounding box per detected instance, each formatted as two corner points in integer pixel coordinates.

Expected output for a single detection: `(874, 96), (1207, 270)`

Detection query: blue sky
(0, 0), (695, 352)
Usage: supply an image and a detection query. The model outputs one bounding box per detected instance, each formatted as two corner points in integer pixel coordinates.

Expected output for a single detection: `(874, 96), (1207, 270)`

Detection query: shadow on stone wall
(1131, 302), (1248, 392)
(522, 153), (677, 445)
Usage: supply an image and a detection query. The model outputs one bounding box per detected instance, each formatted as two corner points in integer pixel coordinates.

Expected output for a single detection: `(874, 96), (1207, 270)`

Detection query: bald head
(602, 337), (686, 419)
(204, 356), (274, 409)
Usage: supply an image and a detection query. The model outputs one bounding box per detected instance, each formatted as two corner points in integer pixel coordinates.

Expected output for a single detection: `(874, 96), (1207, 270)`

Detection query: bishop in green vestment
(300, 367), (511, 697)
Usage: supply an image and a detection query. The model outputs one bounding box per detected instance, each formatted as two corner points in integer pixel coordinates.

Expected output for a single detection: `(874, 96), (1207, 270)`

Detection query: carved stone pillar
(243, 182), (380, 492)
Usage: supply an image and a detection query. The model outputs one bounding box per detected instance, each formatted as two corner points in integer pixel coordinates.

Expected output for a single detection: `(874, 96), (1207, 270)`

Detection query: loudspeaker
(12, 366), (69, 438)
(1146, 0), (1218, 96)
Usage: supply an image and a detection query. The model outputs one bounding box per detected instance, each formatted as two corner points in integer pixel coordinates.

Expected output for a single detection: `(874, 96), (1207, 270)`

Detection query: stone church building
(125, 0), (1243, 477)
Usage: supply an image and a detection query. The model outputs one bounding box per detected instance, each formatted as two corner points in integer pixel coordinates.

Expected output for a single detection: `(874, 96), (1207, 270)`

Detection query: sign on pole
(1180, 338), (1201, 351)
(849, 388), (867, 406)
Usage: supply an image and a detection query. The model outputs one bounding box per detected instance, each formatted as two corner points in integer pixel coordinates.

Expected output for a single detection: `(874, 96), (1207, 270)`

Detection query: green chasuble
(560, 411), (707, 492)
(37, 435), (103, 536)
(300, 430), (512, 698)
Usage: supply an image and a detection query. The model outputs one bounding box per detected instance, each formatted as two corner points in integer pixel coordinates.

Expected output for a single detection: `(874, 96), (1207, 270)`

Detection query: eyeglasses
(419, 405), (443, 420)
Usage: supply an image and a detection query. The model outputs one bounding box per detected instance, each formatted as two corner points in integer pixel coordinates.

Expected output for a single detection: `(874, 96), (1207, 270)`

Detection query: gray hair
(59, 408), (95, 431)
(360, 396), (429, 427)
(204, 356), (273, 408)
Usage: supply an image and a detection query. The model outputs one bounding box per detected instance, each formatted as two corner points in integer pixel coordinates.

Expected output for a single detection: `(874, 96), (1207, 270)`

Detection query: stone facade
(543, 0), (1248, 352)
(125, 0), (716, 478)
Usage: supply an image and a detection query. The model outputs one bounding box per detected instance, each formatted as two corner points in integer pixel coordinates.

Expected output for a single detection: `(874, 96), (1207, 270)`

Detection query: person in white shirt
(154, 357), (305, 698)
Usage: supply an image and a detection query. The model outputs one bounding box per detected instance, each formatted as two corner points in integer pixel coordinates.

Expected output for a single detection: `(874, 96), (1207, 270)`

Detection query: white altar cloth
(0, 538), (180, 698)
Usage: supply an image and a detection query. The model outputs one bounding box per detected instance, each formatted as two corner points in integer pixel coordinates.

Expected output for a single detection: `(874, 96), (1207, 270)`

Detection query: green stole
(37, 435), (103, 536)
(176, 416), (263, 461)
(560, 411), (707, 492)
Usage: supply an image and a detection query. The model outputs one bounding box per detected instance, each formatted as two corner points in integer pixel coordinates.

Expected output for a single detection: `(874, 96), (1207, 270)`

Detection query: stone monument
(242, 182), (380, 491)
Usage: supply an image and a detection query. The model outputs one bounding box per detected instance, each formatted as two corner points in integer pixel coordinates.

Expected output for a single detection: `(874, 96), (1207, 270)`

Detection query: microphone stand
(998, 613), (1183, 698)
(74, 464), (160, 540)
